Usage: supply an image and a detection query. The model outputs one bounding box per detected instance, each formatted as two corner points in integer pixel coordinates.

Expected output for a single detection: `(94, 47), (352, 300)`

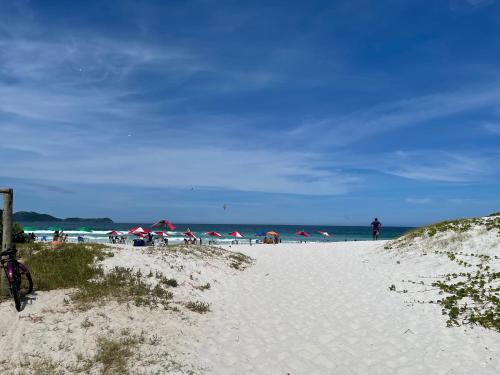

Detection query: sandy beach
(0, 226), (498, 374)
(195, 241), (499, 374)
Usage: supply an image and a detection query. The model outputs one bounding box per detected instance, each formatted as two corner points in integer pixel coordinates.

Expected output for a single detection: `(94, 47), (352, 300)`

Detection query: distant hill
(2, 211), (114, 224)
(62, 217), (113, 223)
(12, 211), (61, 222)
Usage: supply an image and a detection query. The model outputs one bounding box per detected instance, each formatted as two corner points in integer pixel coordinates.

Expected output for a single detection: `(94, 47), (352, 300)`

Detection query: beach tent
(295, 231), (309, 237)
(266, 231), (279, 237)
(152, 219), (176, 231)
(206, 231), (222, 238)
(229, 231), (244, 238)
(128, 227), (150, 235)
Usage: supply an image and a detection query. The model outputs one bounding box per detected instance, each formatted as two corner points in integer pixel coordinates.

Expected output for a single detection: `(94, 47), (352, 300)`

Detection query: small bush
(160, 277), (178, 287)
(186, 301), (210, 313)
(195, 282), (210, 291)
(228, 252), (251, 270)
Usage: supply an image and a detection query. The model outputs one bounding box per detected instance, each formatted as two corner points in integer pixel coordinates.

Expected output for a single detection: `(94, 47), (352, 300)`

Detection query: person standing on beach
(371, 218), (382, 240)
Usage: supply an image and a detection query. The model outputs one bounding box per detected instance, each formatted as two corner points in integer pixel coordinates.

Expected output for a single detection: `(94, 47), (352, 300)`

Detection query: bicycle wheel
(21, 272), (33, 295)
(11, 275), (21, 312)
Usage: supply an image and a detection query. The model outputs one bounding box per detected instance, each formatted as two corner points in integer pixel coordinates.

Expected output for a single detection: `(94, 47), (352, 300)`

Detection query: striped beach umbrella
(206, 231), (222, 238)
(152, 219), (176, 231)
(128, 227), (150, 235)
(229, 231), (244, 238)
(295, 231), (309, 237)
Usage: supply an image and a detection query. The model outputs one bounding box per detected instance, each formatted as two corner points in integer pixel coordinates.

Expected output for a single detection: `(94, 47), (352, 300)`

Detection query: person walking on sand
(371, 217), (382, 240)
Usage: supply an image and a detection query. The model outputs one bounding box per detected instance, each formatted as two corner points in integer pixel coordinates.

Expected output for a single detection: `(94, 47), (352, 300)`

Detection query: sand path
(194, 242), (499, 375)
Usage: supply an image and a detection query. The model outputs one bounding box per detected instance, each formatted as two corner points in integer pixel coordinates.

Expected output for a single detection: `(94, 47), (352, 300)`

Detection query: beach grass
(95, 335), (142, 375)
(228, 252), (252, 270)
(18, 243), (111, 291)
(146, 243), (253, 270)
(72, 266), (173, 310)
(186, 300), (210, 313)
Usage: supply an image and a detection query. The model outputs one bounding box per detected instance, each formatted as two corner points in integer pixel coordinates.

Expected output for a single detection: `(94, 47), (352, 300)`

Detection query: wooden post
(1, 188), (13, 296)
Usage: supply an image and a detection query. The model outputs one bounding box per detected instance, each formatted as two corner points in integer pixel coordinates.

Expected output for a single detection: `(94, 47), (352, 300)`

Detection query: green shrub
(21, 243), (109, 291)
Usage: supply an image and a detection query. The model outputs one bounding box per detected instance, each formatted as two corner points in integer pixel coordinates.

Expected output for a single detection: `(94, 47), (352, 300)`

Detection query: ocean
(19, 221), (415, 244)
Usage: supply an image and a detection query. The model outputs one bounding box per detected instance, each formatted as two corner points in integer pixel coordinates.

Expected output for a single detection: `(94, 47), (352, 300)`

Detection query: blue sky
(1, 0), (500, 226)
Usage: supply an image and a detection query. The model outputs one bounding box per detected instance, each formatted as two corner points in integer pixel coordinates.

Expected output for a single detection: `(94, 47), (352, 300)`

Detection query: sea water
(19, 221), (414, 244)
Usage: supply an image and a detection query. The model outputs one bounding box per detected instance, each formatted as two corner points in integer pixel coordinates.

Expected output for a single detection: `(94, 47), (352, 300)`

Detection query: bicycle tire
(11, 276), (21, 312)
(23, 272), (33, 295)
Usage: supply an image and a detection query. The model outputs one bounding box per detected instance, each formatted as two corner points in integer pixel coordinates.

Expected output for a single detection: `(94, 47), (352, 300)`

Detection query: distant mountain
(63, 217), (113, 223)
(5, 211), (114, 224)
(12, 211), (60, 222)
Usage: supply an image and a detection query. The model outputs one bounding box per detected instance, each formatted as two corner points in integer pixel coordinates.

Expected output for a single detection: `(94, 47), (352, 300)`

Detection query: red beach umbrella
(152, 219), (176, 231)
(229, 231), (244, 238)
(107, 230), (124, 236)
(206, 231), (222, 238)
(183, 231), (196, 238)
(295, 231), (309, 237)
(318, 231), (331, 237)
(154, 231), (169, 237)
(129, 227), (150, 235)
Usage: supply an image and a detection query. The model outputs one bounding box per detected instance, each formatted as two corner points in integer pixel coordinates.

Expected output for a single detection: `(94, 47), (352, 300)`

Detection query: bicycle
(1, 247), (33, 311)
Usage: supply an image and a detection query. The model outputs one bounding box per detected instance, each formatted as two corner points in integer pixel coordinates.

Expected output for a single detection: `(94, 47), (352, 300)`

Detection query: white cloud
(381, 151), (493, 182)
(0, 148), (359, 195)
(287, 86), (500, 148)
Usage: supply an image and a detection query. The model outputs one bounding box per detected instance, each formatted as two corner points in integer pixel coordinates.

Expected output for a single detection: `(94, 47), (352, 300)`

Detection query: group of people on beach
(108, 235), (127, 244)
(53, 230), (68, 242)
(261, 236), (280, 244)
(24, 219), (382, 245)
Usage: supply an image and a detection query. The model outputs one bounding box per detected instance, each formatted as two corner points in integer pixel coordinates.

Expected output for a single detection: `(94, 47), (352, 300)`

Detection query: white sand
(0, 236), (498, 374)
(193, 241), (499, 374)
